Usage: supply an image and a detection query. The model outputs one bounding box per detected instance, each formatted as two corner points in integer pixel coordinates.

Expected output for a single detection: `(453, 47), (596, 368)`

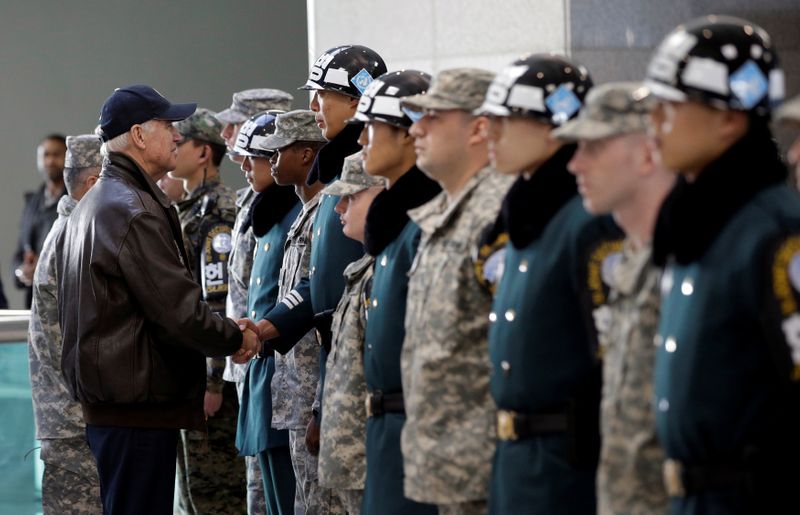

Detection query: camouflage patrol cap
(216, 89), (294, 124)
(776, 95), (800, 124)
(64, 134), (102, 169)
(254, 109), (326, 151)
(323, 151), (385, 196)
(401, 68), (495, 113)
(552, 82), (655, 141)
(174, 108), (225, 146)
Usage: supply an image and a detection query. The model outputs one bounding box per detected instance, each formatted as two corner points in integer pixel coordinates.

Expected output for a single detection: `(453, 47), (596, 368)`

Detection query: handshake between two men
(232, 318), (283, 363)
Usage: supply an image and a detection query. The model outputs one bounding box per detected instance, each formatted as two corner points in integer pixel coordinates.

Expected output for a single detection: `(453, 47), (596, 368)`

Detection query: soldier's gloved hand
(204, 391), (223, 419)
(313, 310), (335, 354)
(305, 416), (320, 457)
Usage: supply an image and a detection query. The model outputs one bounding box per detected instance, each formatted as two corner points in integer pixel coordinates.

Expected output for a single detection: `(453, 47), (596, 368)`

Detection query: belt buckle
(496, 410), (519, 441)
(663, 459), (686, 497)
(364, 393), (373, 418)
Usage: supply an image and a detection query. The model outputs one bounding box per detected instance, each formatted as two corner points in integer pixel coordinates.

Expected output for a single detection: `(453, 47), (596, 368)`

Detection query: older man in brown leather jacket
(56, 84), (260, 515)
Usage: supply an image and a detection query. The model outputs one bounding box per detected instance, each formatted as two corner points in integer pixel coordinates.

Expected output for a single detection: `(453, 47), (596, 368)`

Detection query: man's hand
(16, 250), (37, 286)
(204, 391), (223, 419)
(237, 317), (280, 341)
(305, 416), (320, 456)
(232, 328), (260, 364)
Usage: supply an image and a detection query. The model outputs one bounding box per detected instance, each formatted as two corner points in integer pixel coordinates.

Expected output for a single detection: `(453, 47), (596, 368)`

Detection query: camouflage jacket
(270, 192), (322, 430)
(176, 176), (237, 393)
(401, 167), (512, 504)
(597, 242), (667, 515)
(224, 187), (256, 383)
(318, 254), (374, 490)
(28, 195), (82, 439)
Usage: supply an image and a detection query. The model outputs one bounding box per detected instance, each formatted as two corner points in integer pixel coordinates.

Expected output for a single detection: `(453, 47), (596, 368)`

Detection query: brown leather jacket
(57, 152), (242, 430)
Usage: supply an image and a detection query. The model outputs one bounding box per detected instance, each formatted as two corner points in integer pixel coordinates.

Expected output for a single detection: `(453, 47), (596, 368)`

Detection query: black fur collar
(483, 143), (578, 249)
(306, 123), (362, 186)
(653, 122), (787, 266)
(364, 166), (441, 256)
(247, 185), (300, 238)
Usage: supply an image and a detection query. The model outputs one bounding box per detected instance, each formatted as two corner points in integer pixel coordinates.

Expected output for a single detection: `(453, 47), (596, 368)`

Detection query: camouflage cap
(776, 95), (800, 124)
(174, 108), (225, 146)
(64, 134), (102, 169)
(254, 109), (326, 151)
(323, 151), (386, 196)
(552, 81), (654, 141)
(401, 68), (495, 113)
(216, 88), (294, 124)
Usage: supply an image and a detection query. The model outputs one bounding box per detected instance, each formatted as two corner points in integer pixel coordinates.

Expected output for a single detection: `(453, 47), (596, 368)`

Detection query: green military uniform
(362, 167), (440, 515)
(236, 185), (301, 515)
(653, 124), (800, 514)
(485, 146), (623, 515)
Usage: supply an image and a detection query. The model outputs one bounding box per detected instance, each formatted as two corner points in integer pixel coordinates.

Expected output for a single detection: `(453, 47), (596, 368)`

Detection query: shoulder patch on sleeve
(474, 232), (509, 294)
(771, 235), (800, 379)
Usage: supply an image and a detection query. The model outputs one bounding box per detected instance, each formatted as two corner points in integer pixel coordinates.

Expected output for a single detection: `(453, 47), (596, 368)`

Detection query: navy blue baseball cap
(98, 84), (197, 141)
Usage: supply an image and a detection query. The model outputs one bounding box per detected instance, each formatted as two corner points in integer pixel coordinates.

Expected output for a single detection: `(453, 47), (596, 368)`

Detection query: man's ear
(198, 143), (210, 164)
(467, 116), (490, 146)
(129, 125), (147, 150)
(718, 109), (749, 145)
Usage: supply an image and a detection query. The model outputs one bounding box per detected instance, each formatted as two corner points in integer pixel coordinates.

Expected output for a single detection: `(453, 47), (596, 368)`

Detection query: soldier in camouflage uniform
(28, 134), (103, 514)
(250, 109), (339, 513)
(398, 68), (512, 515)
(553, 82), (675, 515)
(318, 152), (385, 513)
(170, 108), (246, 515)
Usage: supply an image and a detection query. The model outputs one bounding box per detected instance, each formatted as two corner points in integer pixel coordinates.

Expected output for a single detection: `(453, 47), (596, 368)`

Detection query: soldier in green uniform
(253, 45), (386, 493)
(29, 134), (103, 515)
(554, 82), (676, 514)
(475, 55), (622, 514)
(351, 69), (440, 515)
(318, 152), (385, 513)
(170, 108), (247, 515)
(397, 68), (512, 515)
(247, 109), (335, 513)
(234, 111), (300, 515)
(218, 89), (295, 515)
(644, 16), (800, 514)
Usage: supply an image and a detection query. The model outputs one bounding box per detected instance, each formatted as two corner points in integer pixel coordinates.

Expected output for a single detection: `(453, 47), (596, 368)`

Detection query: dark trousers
(257, 445), (296, 515)
(85, 424), (179, 515)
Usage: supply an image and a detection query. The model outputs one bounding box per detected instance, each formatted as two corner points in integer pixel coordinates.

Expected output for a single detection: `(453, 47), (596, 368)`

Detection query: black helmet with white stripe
(645, 15), (784, 118)
(475, 54), (593, 126)
(349, 70), (432, 129)
(300, 45), (387, 99)
(233, 110), (283, 158)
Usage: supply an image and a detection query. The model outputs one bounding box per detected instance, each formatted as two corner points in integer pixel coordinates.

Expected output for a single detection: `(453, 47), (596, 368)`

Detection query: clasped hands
(232, 318), (281, 363)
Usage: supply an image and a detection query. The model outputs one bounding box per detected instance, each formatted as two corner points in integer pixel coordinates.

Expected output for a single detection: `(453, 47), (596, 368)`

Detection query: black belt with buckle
(365, 390), (404, 417)
(496, 409), (569, 441)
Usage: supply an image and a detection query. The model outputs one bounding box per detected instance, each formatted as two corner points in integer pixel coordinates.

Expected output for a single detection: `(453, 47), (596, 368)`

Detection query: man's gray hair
(98, 120), (158, 156)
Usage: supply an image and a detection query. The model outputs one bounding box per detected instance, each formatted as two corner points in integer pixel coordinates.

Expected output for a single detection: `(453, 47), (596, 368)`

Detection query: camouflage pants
(288, 427), (343, 514)
(437, 500), (488, 515)
(40, 437), (102, 515)
(335, 489), (363, 515)
(247, 454), (268, 515)
(177, 385), (247, 514)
